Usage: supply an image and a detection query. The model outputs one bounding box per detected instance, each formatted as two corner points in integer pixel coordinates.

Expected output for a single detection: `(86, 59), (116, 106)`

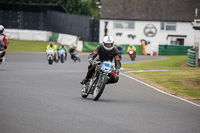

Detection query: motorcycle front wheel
(81, 84), (89, 98)
(48, 58), (53, 65)
(77, 57), (81, 62)
(61, 55), (64, 63)
(92, 74), (108, 101)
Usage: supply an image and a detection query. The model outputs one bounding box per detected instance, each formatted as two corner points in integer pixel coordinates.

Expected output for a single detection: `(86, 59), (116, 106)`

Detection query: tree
(0, 0), (100, 19)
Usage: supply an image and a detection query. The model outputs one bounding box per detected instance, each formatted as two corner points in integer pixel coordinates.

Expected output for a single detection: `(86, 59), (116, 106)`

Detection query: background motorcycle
(73, 51), (81, 62)
(128, 49), (136, 61)
(46, 48), (55, 65)
(0, 42), (9, 64)
(58, 49), (66, 63)
(81, 61), (116, 101)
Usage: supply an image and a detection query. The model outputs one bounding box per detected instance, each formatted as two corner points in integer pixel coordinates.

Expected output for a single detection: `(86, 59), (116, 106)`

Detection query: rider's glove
(88, 58), (93, 64)
(4, 46), (7, 49)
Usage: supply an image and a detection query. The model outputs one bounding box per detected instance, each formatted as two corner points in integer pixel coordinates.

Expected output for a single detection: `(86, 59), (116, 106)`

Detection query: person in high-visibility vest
(127, 44), (136, 60)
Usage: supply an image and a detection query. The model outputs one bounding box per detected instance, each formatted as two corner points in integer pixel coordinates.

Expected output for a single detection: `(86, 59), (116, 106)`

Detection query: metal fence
(46, 10), (92, 41)
(0, 3), (65, 30)
(0, 3), (99, 42)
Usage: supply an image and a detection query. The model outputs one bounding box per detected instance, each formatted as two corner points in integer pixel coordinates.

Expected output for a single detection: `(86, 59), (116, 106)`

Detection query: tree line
(0, 0), (100, 19)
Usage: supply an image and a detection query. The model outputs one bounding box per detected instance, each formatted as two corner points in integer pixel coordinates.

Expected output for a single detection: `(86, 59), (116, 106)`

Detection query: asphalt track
(0, 52), (200, 133)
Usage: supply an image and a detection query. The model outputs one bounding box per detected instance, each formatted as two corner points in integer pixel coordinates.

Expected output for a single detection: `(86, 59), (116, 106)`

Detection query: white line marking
(120, 73), (200, 107)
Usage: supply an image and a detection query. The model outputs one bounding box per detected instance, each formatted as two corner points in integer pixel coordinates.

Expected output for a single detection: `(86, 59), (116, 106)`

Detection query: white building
(99, 0), (200, 54)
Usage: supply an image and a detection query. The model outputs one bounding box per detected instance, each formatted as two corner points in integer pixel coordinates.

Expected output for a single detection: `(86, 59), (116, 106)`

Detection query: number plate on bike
(100, 61), (112, 73)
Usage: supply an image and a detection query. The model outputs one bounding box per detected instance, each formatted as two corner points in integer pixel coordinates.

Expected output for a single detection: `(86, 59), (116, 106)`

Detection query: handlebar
(90, 60), (101, 65)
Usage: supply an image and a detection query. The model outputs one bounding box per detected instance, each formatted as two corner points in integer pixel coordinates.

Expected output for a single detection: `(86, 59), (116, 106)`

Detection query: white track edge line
(120, 73), (200, 107)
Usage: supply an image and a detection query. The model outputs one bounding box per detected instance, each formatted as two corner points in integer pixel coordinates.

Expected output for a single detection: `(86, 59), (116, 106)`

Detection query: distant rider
(116, 44), (123, 53)
(58, 44), (68, 60)
(116, 44), (123, 60)
(46, 41), (58, 61)
(0, 25), (8, 65)
(127, 44), (136, 54)
(127, 44), (136, 60)
(80, 36), (121, 85)
(69, 45), (76, 61)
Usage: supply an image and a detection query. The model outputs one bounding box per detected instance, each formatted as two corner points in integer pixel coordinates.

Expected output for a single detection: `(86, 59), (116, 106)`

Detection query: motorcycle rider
(46, 41), (57, 60)
(127, 44), (136, 60)
(80, 36), (121, 85)
(0, 25), (8, 65)
(69, 45), (76, 61)
(58, 44), (68, 60)
(116, 44), (123, 60)
(127, 44), (136, 53)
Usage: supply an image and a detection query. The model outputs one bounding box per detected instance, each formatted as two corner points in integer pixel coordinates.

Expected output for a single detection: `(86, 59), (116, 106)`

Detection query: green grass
(122, 56), (200, 99)
(123, 56), (187, 70)
(7, 39), (61, 52)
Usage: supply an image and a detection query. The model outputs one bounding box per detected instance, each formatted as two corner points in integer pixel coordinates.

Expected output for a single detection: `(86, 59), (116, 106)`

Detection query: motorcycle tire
(92, 74), (108, 101)
(81, 84), (89, 98)
(61, 55), (64, 63)
(78, 57), (81, 62)
(48, 59), (53, 65)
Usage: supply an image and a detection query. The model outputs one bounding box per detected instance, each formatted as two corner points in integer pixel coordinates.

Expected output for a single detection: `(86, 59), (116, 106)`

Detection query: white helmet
(0, 25), (4, 34)
(49, 41), (54, 46)
(103, 36), (114, 51)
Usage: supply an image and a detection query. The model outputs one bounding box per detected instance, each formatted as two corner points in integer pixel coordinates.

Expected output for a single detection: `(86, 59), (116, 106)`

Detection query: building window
(114, 21), (134, 29)
(170, 38), (185, 45)
(167, 35), (186, 45)
(161, 22), (176, 31)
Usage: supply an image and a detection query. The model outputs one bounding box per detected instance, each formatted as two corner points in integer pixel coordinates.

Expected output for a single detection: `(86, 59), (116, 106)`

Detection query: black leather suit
(85, 45), (121, 84)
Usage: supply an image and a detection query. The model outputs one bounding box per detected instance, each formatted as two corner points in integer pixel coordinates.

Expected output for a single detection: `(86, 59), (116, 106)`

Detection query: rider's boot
(80, 71), (93, 85)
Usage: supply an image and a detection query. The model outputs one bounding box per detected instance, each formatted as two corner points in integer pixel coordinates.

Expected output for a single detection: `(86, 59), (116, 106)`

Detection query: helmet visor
(104, 43), (113, 48)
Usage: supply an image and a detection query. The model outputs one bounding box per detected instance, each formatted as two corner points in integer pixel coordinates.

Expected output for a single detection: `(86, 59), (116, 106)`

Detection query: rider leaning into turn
(0, 25), (8, 64)
(80, 36), (121, 85)
(69, 45), (76, 60)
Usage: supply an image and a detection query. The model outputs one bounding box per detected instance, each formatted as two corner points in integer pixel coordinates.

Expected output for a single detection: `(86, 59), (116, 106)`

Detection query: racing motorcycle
(0, 42), (9, 64)
(58, 49), (66, 63)
(46, 48), (55, 65)
(81, 61), (116, 101)
(73, 51), (81, 62)
(128, 49), (136, 61)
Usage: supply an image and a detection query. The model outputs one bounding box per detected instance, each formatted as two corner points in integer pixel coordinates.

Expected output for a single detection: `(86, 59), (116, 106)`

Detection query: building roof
(100, 0), (200, 22)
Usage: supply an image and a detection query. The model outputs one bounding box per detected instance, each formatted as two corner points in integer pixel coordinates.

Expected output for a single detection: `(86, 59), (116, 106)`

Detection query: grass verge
(7, 39), (61, 52)
(122, 56), (200, 102)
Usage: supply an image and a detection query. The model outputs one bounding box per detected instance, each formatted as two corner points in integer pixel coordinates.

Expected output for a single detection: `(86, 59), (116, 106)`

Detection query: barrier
(82, 42), (143, 55)
(187, 48), (196, 67)
(82, 42), (101, 52)
(4, 29), (51, 41)
(159, 45), (192, 55)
